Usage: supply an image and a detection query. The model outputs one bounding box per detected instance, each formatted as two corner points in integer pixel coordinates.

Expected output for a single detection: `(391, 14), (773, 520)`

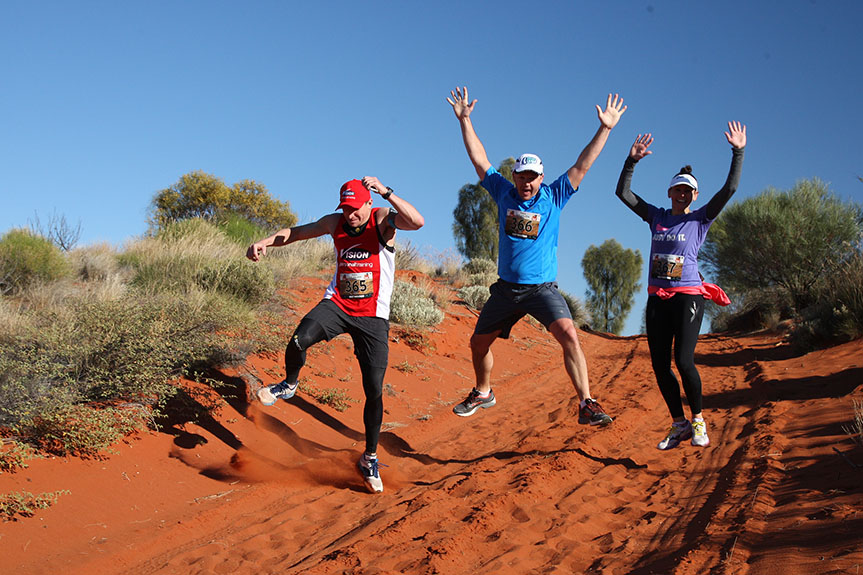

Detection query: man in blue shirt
(447, 86), (625, 425)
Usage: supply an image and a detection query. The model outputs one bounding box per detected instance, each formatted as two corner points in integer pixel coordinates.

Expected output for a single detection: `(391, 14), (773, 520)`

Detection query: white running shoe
(691, 419), (710, 447)
(657, 420), (693, 450)
(357, 453), (384, 494)
(257, 380), (298, 406)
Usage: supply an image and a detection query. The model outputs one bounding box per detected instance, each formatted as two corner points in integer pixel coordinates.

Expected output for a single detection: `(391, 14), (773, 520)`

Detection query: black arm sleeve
(615, 156), (651, 222)
(704, 147), (745, 220)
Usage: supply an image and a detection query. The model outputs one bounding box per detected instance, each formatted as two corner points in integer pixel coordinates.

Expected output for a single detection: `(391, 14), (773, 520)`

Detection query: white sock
(475, 389), (490, 398)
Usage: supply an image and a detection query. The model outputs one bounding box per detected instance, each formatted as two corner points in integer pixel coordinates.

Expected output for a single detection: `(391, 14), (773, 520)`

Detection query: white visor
(668, 173), (698, 190)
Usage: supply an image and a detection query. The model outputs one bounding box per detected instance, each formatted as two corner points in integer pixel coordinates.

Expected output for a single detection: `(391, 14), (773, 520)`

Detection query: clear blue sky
(2, 1), (862, 335)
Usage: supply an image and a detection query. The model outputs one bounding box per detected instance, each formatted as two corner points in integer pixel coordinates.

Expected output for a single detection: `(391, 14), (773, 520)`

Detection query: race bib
(651, 253), (684, 281)
(339, 272), (374, 299)
(505, 209), (541, 240)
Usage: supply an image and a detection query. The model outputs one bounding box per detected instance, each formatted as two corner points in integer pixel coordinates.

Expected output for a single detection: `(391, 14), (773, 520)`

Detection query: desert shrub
(0, 229), (71, 295)
(396, 239), (434, 273)
(301, 382), (358, 412)
(149, 171), (296, 232)
(122, 218), (274, 305)
(0, 440), (40, 473)
(844, 400), (863, 449)
(560, 290), (591, 328)
(709, 286), (795, 333)
(264, 238), (334, 283)
(426, 247), (464, 280)
(0, 490), (70, 520)
(0, 290), (252, 428)
(702, 179), (862, 311)
(463, 257), (497, 275)
(216, 211), (270, 247)
(820, 251), (863, 341)
(389, 280), (444, 326)
(68, 243), (121, 282)
(23, 404), (146, 457)
(459, 285), (490, 310)
(465, 271), (498, 287)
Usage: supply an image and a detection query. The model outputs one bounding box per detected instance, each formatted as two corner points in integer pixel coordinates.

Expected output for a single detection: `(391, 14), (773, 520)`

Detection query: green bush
(0, 291), (252, 428)
(122, 218), (275, 305)
(702, 179), (862, 311)
(390, 280), (444, 326)
(216, 212), (270, 247)
(458, 285), (490, 310)
(463, 257), (497, 275)
(0, 229), (70, 294)
(560, 290), (590, 329)
(0, 490), (70, 520)
(24, 404), (145, 457)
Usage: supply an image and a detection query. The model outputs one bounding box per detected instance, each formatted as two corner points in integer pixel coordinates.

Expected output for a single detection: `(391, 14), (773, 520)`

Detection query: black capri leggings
(645, 294), (705, 419)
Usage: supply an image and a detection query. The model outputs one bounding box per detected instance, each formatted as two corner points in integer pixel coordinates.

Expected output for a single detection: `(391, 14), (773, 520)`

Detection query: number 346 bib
(505, 209), (541, 240)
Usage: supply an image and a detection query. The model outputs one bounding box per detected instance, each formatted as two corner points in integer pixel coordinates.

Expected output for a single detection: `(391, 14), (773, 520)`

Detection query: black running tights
(645, 294), (705, 419)
(285, 317), (385, 454)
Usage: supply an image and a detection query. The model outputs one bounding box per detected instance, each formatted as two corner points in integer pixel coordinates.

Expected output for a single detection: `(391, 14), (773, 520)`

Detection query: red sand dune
(2, 275), (862, 574)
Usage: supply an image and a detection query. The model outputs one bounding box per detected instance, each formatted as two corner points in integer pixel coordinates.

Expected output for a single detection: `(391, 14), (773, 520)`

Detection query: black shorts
(305, 299), (390, 368)
(474, 280), (572, 339)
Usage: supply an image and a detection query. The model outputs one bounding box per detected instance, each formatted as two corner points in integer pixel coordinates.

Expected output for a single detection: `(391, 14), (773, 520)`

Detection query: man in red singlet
(247, 177), (424, 493)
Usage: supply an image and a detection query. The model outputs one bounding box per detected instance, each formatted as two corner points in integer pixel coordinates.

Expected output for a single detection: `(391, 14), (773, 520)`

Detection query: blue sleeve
(480, 167), (513, 203)
(546, 173), (576, 208)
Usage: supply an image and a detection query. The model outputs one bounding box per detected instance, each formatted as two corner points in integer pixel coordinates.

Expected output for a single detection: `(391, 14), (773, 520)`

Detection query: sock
(475, 389), (490, 398)
(580, 398), (592, 408)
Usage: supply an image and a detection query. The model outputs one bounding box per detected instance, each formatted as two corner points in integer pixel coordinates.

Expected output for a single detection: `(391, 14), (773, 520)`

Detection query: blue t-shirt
(645, 204), (714, 288)
(482, 167), (576, 284)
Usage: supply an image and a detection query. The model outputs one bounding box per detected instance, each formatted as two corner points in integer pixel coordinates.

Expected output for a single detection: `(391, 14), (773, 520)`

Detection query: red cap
(337, 179), (371, 210)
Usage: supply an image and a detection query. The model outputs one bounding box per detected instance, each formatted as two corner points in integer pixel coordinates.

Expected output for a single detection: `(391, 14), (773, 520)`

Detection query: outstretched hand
(725, 121), (746, 149)
(447, 86), (477, 120)
(629, 133), (653, 161)
(596, 93), (627, 129)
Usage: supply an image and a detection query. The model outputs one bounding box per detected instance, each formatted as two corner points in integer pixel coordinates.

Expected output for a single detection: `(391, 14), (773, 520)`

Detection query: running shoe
(452, 388), (496, 417)
(578, 398), (613, 426)
(256, 379), (298, 406)
(691, 419), (710, 447)
(657, 420), (693, 450)
(357, 453), (383, 493)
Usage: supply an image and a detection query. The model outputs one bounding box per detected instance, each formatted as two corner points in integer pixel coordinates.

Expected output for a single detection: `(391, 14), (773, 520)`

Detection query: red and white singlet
(324, 208), (396, 319)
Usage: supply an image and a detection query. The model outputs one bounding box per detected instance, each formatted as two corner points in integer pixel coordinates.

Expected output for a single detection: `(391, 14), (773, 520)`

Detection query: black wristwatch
(382, 187), (393, 200)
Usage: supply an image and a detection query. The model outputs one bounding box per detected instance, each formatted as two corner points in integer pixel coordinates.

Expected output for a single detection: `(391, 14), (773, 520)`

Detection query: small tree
(29, 210), (82, 252)
(452, 158), (516, 262)
(582, 239), (642, 334)
(150, 171), (297, 233)
(701, 178), (863, 311)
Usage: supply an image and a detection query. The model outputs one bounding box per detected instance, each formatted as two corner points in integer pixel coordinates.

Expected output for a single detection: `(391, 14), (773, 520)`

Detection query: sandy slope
(1, 275), (862, 574)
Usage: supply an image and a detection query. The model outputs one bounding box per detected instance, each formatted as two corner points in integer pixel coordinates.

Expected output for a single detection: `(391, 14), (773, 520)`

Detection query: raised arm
(447, 86), (492, 180)
(704, 121), (746, 220)
(362, 176), (425, 240)
(567, 93), (627, 189)
(246, 214), (337, 262)
(615, 133), (653, 222)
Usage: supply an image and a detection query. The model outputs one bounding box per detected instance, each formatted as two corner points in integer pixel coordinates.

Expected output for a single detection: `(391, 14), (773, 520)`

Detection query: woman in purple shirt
(615, 122), (746, 450)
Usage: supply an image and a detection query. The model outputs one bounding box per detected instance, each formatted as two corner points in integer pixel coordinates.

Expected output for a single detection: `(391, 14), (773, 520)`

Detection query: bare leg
(548, 318), (590, 402)
(470, 331), (500, 394)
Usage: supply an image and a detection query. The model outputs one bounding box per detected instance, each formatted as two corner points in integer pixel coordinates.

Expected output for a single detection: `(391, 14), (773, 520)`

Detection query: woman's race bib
(651, 253), (684, 281)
